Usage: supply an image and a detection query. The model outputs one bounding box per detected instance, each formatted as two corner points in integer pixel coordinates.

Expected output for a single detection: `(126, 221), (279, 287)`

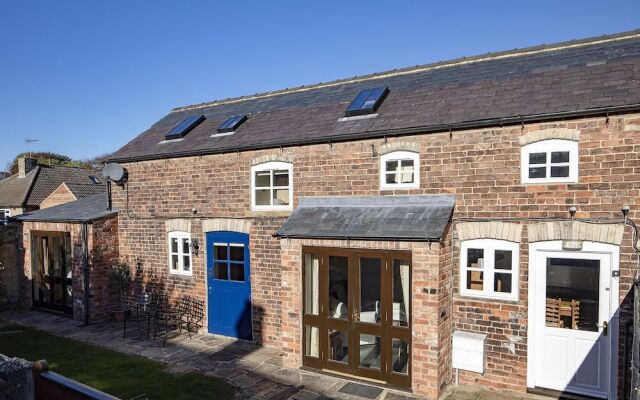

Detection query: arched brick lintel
(528, 221), (624, 245)
(456, 222), (523, 243)
(519, 128), (580, 146)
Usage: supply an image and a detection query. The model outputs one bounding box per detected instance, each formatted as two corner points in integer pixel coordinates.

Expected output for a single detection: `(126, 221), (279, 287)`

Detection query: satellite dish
(102, 163), (128, 184)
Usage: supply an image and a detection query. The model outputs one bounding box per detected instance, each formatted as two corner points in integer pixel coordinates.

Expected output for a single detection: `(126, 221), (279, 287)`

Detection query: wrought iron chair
(123, 292), (157, 338)
(180, 298), (204, 338)
(153, 295), (191, 346)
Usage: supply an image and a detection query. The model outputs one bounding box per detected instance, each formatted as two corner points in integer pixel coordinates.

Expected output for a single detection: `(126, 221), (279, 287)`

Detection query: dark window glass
(494, 273), (512, 293)
(386, 173), (398, 184)
(529, 153), (547, 164)
(215, 262), (228, 280)
(214, 245), (227, 261)
(230, 264), (245, 281)
(230, 245), (244, 262)
(360, 258), (381, 324)
(529, 167), (546, 178)
(392, 338), (409, 374)
(467, 270), (483, 290)
(386, 160), (399, 172)
(329, 329), (349, 363)
(273, 170), (289, 186)
(466, 248), (484, 290)
(551, 151), (570, 163)
(467, 248), (484, 269)
(329, 256), (349, 320)
(255, 171), (270, 187)
(359, 334), (381, 369)
(551, 166), (570, 177)
(494, 250), (512, 270)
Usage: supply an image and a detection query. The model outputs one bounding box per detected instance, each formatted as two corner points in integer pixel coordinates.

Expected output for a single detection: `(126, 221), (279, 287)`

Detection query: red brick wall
(20, 217), (119, 323)
(110, 113), (640, 397)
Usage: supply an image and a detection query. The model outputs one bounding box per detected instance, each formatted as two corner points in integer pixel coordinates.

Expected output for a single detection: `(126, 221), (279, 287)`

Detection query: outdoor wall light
(191, 239), (200, 256)
(568, 206), (577, 220)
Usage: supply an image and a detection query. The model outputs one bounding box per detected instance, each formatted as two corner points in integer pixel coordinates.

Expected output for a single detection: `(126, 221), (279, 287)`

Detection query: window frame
(250, 161), (293, 211)
(460, 238), (519, 301)
(521, 139), (578, 184)
(167, 231), (192, 276)
(0, 209), (10, 221)
(379, 151), (420, 190)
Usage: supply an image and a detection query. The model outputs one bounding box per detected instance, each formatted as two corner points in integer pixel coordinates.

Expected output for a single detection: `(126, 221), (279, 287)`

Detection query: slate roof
(0, 165), (105, 209)
(0, 169), (38, 208)
(275, 195), (455, 241)
(110, 30), (640, 163)
(14, 193), (117, 223)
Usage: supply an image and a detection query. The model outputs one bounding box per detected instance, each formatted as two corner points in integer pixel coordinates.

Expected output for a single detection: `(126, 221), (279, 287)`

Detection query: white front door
(533, 249), (612, 398)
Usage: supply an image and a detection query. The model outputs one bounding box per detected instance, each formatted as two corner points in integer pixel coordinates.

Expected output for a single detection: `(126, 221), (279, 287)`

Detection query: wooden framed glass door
(302, 246), (411, 388)
(32, 232), (72, 315)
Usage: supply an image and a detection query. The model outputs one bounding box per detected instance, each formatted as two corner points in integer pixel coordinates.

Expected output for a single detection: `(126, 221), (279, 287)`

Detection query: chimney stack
(18, 157), (38, 178)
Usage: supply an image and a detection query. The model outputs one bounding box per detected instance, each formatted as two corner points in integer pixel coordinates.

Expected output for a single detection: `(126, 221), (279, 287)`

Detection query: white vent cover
(452, 330), (487, 373)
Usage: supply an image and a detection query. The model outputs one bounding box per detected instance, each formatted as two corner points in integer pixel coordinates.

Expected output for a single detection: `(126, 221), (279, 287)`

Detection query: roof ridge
(171, 29), (640, 113)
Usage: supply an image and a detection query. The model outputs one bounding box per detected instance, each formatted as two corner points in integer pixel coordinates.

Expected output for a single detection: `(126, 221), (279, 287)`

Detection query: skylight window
(217, 115), (248, 133)
(165, 115), (205, 140)
(88, 176), (101, 184)
(345, 86), (389, 117)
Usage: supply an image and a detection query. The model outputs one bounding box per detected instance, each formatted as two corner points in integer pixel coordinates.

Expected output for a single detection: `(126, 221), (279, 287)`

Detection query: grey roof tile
(275, 195), (455, 241)
(109, 31), (640, 163)
(15, 193), (117, 223)
(0, 168), (38, 208)
(25, 165), (105, 206)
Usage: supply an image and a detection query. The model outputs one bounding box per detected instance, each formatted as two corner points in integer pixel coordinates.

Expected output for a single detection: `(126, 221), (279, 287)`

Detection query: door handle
(352, 310), (359, 322)
(600, 321), (608, 336)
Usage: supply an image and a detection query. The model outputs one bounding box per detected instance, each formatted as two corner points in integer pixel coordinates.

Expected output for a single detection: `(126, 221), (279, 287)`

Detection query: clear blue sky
(1, 1), (639, 170)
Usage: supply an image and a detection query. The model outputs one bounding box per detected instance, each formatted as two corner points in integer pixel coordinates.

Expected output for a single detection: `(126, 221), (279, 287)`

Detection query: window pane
(183, 256), (190, 271)
(305, 325), (320, 357)
(273, 189), (289, 205)
(495, 250), (512, 270)
(255, 171), (270, 187)
(467, 270), (483, 290)
(230, 245), (244, 262)
(304, 254), (320, 315)
(494, 273), (512, 293)
(392, 260), (410, 327)
(386, 160), (399, 172)
(273, 170), (289, 186)
(392, 338), (409, 374)
(467, 248), (484, 269)
(230, 264), (244, 281)
(214, 245), (227, 261)
(551, 166), (570, 177)
(182, 238), (190, 254)
(329, 256), (348, 320)
(171, 237), (178, 253)
(385, 173), (398, 184)
(359, 334), (381, 369)
(546, 258), (599, 332)
(529, 166), (546, 178)
(171, 255), (179, 270)
(551, 151), (570, 163)
(400, 161), (414, 183)
(360, 258), (381, 324)
(329, 329), (349, 363)
(215, 262), (228, 280)
(529, 152), (546, 164)
(255, 189), (270, 205)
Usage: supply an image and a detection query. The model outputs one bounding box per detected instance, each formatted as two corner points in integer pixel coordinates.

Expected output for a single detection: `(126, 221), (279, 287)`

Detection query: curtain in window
(304, 254), (320, 357)
(399, 261), (410, 325)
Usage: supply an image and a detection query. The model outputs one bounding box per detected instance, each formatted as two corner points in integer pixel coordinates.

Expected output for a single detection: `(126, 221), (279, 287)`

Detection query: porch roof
(14, 193), (117, 223)
(275, 195), (454, 241)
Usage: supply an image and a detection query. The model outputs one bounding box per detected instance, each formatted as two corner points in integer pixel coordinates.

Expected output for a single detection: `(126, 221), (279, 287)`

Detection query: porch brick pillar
(280, 238), (303, 368)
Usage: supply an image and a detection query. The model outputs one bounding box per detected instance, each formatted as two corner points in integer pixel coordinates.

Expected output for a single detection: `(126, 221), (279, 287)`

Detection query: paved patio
(0, 311), (545, 400)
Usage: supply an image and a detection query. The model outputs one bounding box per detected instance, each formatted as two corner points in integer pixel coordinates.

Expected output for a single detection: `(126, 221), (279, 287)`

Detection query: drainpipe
(81, 223), (90, 325)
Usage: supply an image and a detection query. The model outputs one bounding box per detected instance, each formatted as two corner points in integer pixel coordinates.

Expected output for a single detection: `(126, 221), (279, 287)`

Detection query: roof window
(345, 86), (389, 117)
(217, 115), (248, 133)
(165, 115), (205, 140)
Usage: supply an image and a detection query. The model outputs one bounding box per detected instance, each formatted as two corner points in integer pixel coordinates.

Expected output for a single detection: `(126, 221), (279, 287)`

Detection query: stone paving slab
(0, 311), (544, 400)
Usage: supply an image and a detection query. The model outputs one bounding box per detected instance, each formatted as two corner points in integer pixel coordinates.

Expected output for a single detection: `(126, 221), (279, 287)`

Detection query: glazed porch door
(302, 247), (411, 388)
(31, 232), (73, 314)
(534, 251), (612, 398)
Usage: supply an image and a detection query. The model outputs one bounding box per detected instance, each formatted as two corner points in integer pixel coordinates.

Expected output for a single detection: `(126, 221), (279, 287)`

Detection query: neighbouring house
(15, 193), (118, 322)
(96, 30), (640, 399)
(0, 157), (106, 220)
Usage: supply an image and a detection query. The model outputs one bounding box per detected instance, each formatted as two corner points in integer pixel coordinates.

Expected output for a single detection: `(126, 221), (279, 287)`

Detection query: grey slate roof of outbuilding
(275, 195), (455, 241)
(14, 193), (117, 223)
(110, 30), (640, 163)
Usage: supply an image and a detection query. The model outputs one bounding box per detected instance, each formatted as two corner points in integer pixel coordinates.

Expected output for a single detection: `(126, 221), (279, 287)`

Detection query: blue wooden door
(206, 231), (252, 340)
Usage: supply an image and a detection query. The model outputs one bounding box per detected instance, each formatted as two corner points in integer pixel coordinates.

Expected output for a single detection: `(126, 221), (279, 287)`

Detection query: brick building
(15, 193), (119, 322)
(105, 31), (640, 399)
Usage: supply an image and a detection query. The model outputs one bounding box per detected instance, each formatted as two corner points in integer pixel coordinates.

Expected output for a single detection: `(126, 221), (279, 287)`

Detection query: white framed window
(460, 239), (519, 301)
(521, 139), (578, 184)
(251, 161), (293, 211)
(0, 209), (10, 221)
(380, 151), (420, 190)
(168, 231), (192, 276)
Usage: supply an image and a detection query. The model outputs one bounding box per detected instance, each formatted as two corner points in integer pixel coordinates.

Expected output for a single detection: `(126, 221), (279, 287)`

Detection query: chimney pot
(18, 157), (38, 178)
